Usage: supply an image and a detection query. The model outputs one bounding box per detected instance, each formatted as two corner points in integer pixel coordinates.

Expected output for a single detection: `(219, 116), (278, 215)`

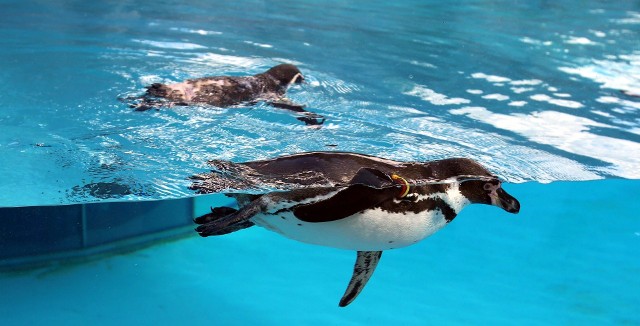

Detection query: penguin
(126, 64), (324, 125)
(189, 151), (520, 307)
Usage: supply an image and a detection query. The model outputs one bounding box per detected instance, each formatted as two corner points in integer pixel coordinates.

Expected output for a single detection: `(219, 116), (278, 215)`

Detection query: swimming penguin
(128, 64), (324, 125)
(189, 151), (520, 307)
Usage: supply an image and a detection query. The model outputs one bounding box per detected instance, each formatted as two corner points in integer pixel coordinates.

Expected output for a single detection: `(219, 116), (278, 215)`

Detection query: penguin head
(265, 64), (304, 86)
(430, 158), (520, 214)
(458, 178), (520, 214)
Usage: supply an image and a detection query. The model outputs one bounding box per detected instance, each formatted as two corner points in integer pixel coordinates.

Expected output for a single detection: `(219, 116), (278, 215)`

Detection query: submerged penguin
(127, 64), (324, 125)
(189, 152), (520, 307)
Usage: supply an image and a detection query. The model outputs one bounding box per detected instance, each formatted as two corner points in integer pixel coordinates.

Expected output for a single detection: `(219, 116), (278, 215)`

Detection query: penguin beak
(493, 188), (520, 214)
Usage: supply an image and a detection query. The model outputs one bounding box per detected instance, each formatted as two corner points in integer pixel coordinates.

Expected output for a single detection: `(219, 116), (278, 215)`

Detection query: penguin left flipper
(293, 168), (399, 223)
(268, 98), (307, 112)
(340, 251), (382, 307)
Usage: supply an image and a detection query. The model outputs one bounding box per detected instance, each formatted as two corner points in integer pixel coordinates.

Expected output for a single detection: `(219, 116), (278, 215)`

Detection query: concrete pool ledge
(0, 194), (232, 271)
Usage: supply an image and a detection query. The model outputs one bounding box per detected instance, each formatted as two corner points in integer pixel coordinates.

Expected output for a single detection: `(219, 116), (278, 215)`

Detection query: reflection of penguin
(190, 152), (521, 307)
(129, 64), (324, 125)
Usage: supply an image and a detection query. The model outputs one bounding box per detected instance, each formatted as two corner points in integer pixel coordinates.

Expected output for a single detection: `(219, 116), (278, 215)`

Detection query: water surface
(1, 0), (638, 206)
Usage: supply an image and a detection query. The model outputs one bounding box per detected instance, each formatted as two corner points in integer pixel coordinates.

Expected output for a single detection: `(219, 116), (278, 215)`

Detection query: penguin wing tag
(293, 169), (398, 223)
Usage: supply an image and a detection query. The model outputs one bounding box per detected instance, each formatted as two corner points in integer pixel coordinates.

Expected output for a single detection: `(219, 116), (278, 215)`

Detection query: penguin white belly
(251, 207), (449, 251)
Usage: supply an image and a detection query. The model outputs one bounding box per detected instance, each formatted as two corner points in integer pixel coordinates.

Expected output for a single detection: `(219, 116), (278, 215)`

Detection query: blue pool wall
(0, 194), (233, 270)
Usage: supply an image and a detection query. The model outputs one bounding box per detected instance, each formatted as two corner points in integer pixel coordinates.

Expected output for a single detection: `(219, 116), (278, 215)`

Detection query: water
(1, 180), (638, 325)
(1, 0), (639, 206)
(0, 0), (639, 324)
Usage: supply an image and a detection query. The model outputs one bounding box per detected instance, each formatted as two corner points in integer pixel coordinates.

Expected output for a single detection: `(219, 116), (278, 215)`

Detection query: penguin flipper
(293, 168), (397, 223)
(348, 167), (394, 188)
(293, 184), (396, 222)
(269, 99), (325, 126)
(268, 98), (307, 112)
(339, 251), (383, 307)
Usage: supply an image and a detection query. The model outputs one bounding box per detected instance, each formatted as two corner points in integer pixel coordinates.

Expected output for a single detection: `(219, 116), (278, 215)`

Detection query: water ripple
(450, 107), (640, 179)
(1, 0), (639, 206)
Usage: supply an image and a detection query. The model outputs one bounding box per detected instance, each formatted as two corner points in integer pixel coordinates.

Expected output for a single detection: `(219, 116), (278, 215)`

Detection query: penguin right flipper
(339, 251), (383, 307)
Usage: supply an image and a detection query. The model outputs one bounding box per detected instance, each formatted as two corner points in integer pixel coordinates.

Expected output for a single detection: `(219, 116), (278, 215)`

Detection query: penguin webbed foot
(132, 103), (156, 111)
(128, 98), (165, 111)
(195, 219), (255, 237)
(118, 92), (174, 111)
(193, 206), (238, 224)
(195, 197), (268, 237)
(297, 113), (326, 126)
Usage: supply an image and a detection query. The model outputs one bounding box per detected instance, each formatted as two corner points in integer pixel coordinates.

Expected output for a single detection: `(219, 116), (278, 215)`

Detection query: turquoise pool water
(0, 0), (639, 324)
(1, 180), (638, 325)
(1, 0), (639, 206)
